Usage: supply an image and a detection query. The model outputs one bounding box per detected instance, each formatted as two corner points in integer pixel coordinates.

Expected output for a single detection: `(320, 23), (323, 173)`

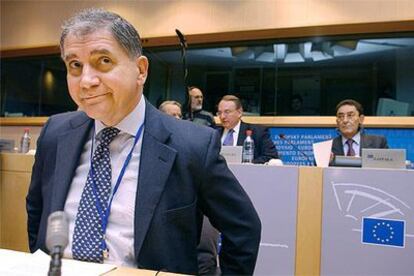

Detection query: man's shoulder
(44, 111), (90, 132)
(362, 133), (388, 144)
(184, 109), (216, 127)
(198, 110), (214, 118)
(160, 111), (216, 137)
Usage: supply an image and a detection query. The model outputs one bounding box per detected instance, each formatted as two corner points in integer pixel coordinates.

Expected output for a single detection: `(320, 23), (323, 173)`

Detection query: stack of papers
(0, 249), (116, 276)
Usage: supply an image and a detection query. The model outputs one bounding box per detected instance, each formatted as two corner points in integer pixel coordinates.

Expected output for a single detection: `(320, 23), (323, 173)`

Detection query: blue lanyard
(89, 123), (144, 255)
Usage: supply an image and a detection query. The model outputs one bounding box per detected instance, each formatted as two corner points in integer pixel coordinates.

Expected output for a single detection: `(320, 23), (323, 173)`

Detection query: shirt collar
(224, 120), (241, 136)
(95, 96), (146, 137)
(341, 131), (361, 146)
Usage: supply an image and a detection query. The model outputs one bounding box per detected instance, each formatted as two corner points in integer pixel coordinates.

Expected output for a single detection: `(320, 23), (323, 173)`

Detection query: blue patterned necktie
(223, 129), (234, 146)
(72, 127), (120, 263)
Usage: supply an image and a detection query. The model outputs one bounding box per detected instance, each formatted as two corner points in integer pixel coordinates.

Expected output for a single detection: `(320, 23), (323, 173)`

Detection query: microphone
(46, 211), (69, 276)
(278, 134), (314, 166)
(175, 29), (188, 48)
(175, 29), (190, 119)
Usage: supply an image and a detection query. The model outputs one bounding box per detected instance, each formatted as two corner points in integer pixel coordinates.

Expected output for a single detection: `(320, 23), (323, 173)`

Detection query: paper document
(313, 139), (333, 167)
(0, 249), (116, 276)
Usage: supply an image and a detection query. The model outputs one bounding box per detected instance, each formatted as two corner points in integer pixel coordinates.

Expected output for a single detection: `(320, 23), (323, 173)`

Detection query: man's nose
(80, 66), (100, 89)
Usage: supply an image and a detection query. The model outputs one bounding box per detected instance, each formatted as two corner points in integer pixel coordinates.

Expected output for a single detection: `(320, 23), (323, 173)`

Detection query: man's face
(63, 29), (148, 126)
(189, 88), (203, 111)
(217, 100), (242, 130)
(163, 104), (182, 119)
(336, 104), (364, 139)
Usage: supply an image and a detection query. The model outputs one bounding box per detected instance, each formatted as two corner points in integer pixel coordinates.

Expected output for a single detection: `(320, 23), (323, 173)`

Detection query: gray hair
(60, 8), (142, 59)
(159, 101), (182, 112)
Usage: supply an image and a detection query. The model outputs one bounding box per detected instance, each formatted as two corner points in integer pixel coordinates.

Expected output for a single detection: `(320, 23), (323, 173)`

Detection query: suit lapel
(332, 136), (345, 156)
(51, 114), (93, 212)
(237, 121), (247, 146)
(360, 134), (372, 155)
(134, 103), (177, 258)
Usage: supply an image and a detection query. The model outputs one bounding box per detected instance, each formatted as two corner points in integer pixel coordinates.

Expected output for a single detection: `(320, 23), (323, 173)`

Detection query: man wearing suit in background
(217, 95), (279, 164)
(331, 99), (388, 157)
(26, 8), (261, 275)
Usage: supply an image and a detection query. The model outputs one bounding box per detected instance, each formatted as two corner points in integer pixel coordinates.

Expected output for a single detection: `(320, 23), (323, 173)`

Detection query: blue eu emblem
(362, 217), (405, 247)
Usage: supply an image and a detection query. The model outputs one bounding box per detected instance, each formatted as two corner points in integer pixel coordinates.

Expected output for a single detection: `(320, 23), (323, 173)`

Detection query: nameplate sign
(0, 139), (15, 152)
(220, 146), (242, 164)
(362, 149), (406, 169)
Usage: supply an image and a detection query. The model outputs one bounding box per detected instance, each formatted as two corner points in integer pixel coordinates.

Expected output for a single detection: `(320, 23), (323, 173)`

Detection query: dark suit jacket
(331, 133), (389, 156)
(26, 102), (261, 275)
(219, 121), (278, 164)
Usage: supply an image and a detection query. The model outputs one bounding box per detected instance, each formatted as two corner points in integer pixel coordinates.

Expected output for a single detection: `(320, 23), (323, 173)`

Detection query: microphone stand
(48, 246), (63, 276)
(175, 29), (192, 120)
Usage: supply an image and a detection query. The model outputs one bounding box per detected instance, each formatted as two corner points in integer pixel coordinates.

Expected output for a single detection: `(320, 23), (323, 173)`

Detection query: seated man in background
(332, 99), (388, 157)
(158, 100), (182, 119)
(183, 86), (216, 128)
(217, 95), (279, 164)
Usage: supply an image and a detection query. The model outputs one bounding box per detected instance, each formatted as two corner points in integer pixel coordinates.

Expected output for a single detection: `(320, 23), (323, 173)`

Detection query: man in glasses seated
(217, 95), (279, 164)
(332, 99), (388, 158)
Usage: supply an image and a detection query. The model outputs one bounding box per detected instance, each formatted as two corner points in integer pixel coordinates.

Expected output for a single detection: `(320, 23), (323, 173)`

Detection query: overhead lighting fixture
(311, 42), (333, 61)
(331, 40), (358, 56)
(256, 52), (275, 63)
(231, 46), (254, 59)
(284, 44), (305, 63)
(274, 44), (287, 61)
(255, 45), (275, 62)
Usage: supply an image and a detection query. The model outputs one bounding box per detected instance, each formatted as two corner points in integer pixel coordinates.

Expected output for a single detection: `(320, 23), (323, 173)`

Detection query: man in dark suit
(217, 95), (279, 164)
(331, 99), (388, 157)
(26, 8), (261, 275)
(159, 99), (220, 275)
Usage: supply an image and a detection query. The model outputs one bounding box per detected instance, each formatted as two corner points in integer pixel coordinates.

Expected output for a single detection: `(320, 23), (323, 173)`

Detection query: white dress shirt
(220, 121), (241, 146)
(63, 96), (146, 267)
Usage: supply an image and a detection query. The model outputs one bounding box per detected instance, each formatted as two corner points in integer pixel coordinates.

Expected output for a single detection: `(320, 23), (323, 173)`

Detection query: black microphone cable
(175, 29), (192, 120)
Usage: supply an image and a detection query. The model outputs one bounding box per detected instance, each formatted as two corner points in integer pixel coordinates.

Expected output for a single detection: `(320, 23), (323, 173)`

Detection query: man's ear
(237, 108), (243, 119)
(359, 114), (365, 124)
(136, 56), (149, 85)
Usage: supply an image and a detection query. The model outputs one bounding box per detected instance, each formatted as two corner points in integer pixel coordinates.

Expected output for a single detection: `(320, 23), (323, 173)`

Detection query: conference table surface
(106, 266), (185, 275)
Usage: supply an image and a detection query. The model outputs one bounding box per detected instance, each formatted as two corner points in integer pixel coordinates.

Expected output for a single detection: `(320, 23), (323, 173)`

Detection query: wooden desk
(0, 153), (34, 252)
(8, 153), (411, 275)
(0, 153), (323, 275)
(106, 267), (184, 275)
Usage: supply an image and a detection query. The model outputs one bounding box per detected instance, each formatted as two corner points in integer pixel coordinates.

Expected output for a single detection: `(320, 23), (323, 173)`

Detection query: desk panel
(0, 153), (33, 252)
(321, 167), (414, 275)
(229, 164), (299, 275)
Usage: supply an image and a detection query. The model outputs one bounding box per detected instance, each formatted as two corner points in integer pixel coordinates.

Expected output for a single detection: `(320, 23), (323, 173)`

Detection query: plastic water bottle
(242, 129), (254, 163)
(20, 128), (31, 153)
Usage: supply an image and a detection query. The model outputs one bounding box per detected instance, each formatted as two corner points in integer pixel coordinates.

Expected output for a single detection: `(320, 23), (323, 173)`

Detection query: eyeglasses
(336, 112), (358, 121)
(216, 109), (236, 116)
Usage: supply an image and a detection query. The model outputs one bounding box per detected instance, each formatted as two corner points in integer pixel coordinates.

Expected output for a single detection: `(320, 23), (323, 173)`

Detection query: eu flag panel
(362, 217), (405, 247)
(321, 167), (414, 275)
